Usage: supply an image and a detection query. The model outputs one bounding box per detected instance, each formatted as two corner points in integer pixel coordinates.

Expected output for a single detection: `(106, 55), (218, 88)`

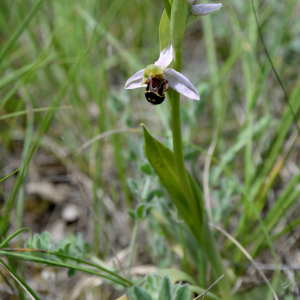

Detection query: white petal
(165, 68), (200, 100)
(191, 3), (222, 16)
(124, 69), (146, 89)
(154, 43), (173, 69)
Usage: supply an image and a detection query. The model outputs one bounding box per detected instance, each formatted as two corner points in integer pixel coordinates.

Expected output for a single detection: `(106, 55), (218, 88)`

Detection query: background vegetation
(0, 0), (299, 299)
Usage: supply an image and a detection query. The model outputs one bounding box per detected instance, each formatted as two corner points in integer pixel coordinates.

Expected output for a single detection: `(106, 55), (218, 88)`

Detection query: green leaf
(41, 231), (51, 245)
(190, 285), (220, 300)
(127, 179), (139, 196)
(0, 0), (45, 66)
(137, 204), (145, 219)
(0, 168), (21, 183)
(76, 253), (83, 260)
(0, 259), (40, 300)
(161, 0), (171, 20)
(64, 243), (71, 255)
(68, 268), (76, 278)
(0, 227), (33, 249)
(174, 285), (191, 300)
(57, 248), (65, 262)
(142, 124), (197, 236)
(133, 286), (153, 300)
(36, 237), (42, 249)
(146, 274), (157, 291)
(127, 209), (137, 220)
(140, 162), (153, 175)
(127, 288), (136, 300)
(158, 277), (172, 300)
(83, 242), (91, 255)
(155, 268), (196, 286)
(145, 205), (153, 217)
(155, 190), (165, 198)
(0, 250), (132, 287)
(159, 10), (171, 52)
(146, 190), (156, 202)
(170, 0), (188, 66)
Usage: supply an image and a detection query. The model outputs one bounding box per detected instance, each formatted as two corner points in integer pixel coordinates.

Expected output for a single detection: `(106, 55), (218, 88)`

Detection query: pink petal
(124, 69), (146, 89)
(154, 43), (173, 69)
(191, 3), (222, 16)
(165, 68), (199, 100)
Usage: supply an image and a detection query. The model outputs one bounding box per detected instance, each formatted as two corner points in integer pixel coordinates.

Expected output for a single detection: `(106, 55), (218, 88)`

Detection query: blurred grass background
(0, 0), (300, 299)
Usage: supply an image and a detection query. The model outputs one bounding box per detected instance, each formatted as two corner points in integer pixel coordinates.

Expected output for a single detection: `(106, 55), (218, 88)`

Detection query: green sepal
(161, 0), (171, 20)
(170, 0), (189, 69)
(159, 10), (171, 52)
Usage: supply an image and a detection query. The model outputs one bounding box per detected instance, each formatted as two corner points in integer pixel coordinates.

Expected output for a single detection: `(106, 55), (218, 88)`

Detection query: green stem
(127, 177), (150, 278)
(170, 50), (232, 300)
(202, 221), (231, 299)
(170, 90), (231, 300)
(170, 57), (201, 230)
(127, 219), (139, 278)
(170, 93), (195, 205)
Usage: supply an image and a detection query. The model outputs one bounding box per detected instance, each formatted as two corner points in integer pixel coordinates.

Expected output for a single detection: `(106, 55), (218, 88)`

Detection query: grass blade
(0, 258), (40, 300)
(0, 0), (45, 66)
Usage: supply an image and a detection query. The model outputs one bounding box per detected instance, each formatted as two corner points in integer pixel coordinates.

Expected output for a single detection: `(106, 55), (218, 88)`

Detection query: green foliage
(127, 275), (191, 300)
(25, 232), (91, 259)
(0, 0), (299, 298)
(142, 124), (202, 238)
(0, 258), (41, 300)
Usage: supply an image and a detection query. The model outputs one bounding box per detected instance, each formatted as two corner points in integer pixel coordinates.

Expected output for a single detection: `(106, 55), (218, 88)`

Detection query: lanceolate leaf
(170, 0), (188, 63)
(158, 277), (173, 300)
(190, 285), (220, 300)
(142, 124), (203, 238)
(174, 285), (191, 300)
(159, 10), (171, 52)
(161, 0), (171, 20)
(133, 286), (152, 300)
(0, 259), (40, 300)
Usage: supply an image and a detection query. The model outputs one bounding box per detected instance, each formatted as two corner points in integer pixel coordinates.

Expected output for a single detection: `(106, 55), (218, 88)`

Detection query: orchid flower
(124, 43), (199, 105)
(187, 1), (222, 17)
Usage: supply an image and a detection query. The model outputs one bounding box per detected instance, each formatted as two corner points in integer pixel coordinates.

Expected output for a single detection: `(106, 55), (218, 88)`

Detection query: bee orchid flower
(187, 1), (222, 17)
(124, 43), (199, 105)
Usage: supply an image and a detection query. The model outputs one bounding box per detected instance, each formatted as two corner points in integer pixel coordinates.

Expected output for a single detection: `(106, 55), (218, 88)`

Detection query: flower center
(142, 64), (165, 85)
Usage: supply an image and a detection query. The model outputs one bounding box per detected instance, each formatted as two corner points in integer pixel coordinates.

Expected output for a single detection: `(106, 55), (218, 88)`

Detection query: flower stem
(170, 55), (232, 300)
(127, 219), (139, 278)
(202, 221), (232, 300)
(127, 177), (150, 278)
(170, 89), (200, 226)
(170, 54), (200, 225)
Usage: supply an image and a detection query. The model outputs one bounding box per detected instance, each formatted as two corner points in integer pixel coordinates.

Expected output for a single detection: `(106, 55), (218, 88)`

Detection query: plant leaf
(133, 286), (153, 300)
(174, 285), (191, 300)
(0, 168), (21, 184)
(170, 0), (189, 66)
(159, 9), (171, 52)
(155, 268), (196, 286)
(0, 227), (33, 249)
(0, 259), (40, 300)
(158, 277), (172, 300)
(142, 124), (199, 236)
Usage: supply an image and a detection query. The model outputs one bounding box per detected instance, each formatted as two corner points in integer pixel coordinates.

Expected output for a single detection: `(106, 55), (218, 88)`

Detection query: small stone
(61, 204), (80, 222)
